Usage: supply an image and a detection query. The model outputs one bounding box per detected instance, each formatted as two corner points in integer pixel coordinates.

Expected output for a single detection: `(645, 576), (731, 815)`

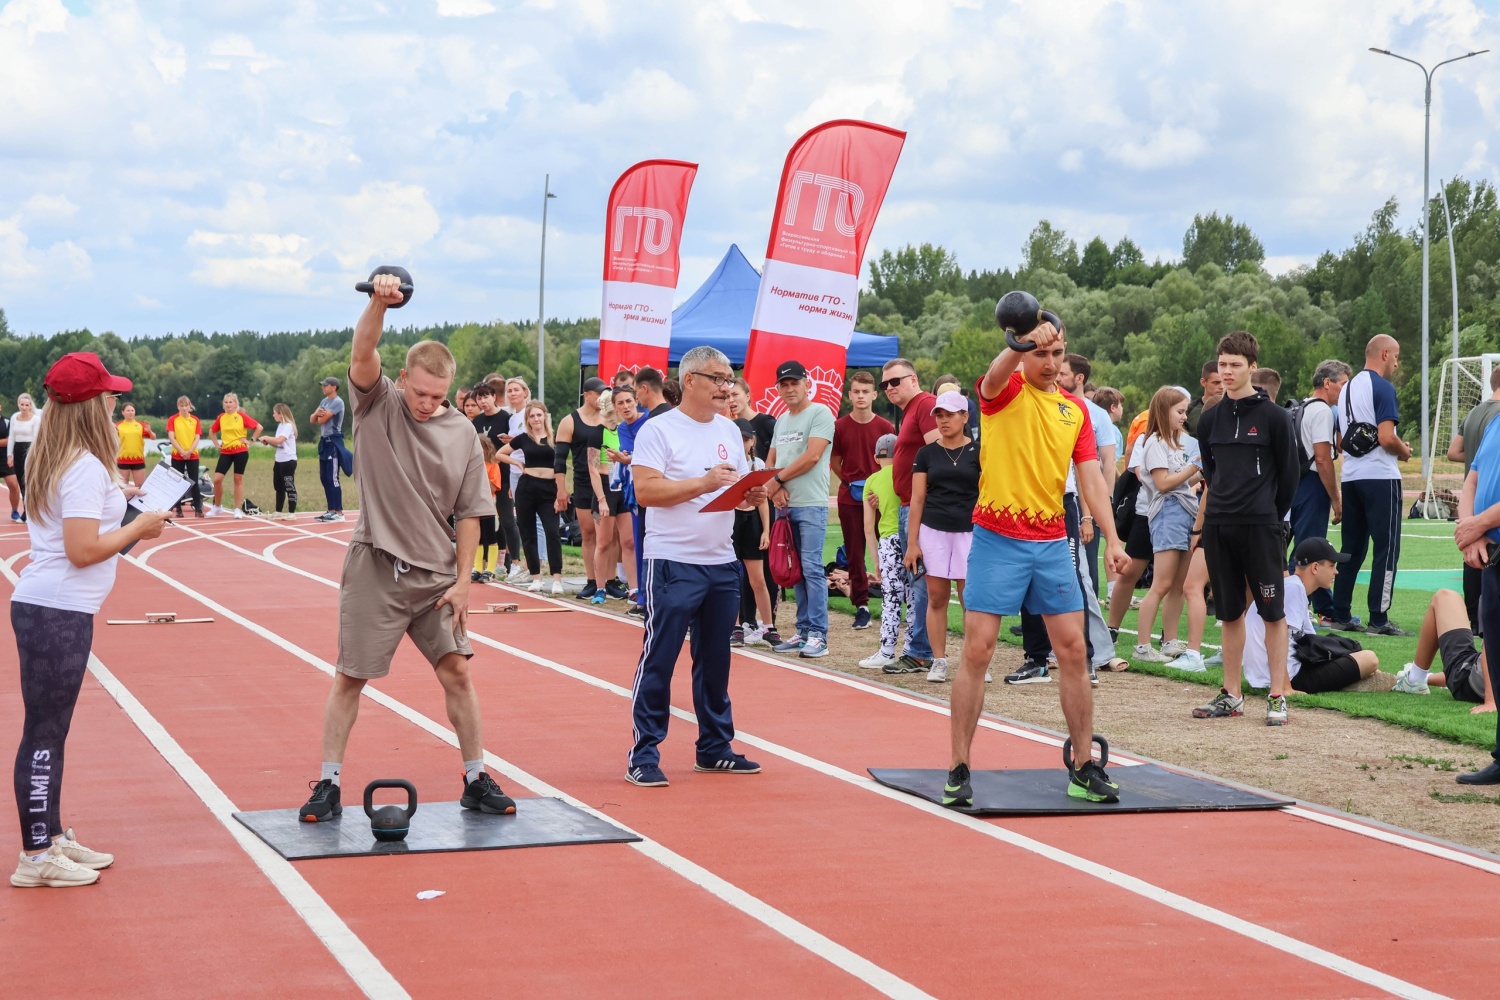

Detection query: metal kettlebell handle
(363, 778), (418, 819)
(1061, 734), (1110, 772)
(354, 265), (415, 308)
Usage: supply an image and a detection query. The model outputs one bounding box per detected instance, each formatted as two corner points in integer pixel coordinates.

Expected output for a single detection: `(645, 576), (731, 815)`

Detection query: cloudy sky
(0, 0), (1496, 338)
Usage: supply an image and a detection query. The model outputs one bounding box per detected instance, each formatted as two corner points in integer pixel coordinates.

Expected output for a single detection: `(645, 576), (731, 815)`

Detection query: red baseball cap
(43, 352), (133, 404)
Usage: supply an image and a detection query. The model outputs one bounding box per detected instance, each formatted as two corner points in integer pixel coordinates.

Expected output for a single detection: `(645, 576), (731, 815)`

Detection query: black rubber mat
(868, 764), (1291, 815)
(233, 797), (640, 860)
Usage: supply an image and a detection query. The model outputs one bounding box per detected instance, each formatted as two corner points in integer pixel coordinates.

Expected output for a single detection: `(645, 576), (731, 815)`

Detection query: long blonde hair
(522, 400), (553, 445)
(26, 395), (121, 523)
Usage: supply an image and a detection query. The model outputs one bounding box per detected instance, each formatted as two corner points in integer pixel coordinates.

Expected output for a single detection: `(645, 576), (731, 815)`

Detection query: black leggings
(514, 476), (562, 575)
(11, 602), (93, 852)
(171, 457), (203, 514)
(13, 442), (30, 494)
(273, 459), (298, 513)
(495, 484), (522, 563)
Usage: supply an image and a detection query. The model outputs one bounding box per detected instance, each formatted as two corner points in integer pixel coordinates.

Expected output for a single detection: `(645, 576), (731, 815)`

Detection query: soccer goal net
(1421, 353), (1500, 517)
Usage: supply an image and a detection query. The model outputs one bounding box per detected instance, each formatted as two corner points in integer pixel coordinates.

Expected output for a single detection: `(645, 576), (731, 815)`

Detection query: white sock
(1406, 663), (1430, 680)
(321, 761), (341, 787)
(880, 647), (896, 658)
(464, 759), (485, 784)
(29, 849), (50, 862)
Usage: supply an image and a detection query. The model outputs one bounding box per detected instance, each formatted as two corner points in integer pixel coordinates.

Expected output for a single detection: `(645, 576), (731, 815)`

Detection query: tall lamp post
(1368, 46), (1488, 482)
(1439, 180), (1461, 437)
(537, 174), (558, 405)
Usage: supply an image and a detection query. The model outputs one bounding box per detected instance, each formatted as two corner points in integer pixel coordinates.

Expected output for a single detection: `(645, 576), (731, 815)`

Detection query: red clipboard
(700, 468), (782, 513)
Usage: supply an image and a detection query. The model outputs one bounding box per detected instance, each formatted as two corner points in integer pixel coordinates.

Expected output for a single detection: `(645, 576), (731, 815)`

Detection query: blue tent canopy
(579, 244), (898, 369)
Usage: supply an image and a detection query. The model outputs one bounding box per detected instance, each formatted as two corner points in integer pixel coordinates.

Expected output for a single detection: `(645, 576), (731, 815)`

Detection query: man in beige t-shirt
(298, 271), (517, 822)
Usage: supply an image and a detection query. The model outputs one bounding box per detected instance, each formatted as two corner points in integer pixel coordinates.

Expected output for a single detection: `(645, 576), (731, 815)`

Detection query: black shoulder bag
(1340, 373), (1381, 458)
(1294, 631), (1362, 667)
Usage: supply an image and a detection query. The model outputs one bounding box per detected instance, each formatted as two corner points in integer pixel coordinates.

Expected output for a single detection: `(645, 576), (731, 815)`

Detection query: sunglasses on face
(880, 374), (913, 390)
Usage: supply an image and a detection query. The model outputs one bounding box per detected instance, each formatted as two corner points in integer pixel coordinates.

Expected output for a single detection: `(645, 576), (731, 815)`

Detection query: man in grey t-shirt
(766, 360), (836, 658)
(311, 376), (350, 521)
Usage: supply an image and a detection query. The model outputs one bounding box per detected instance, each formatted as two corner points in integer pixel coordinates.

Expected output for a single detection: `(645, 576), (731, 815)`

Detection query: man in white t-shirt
(624, 346), (767, 788)
(1244, 538), (1380, 692)
(1289, 359), (1351, 620)
(1330, 336), (1413, 635)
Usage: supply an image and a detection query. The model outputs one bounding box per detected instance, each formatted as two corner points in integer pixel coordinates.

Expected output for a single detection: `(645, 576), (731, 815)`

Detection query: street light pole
(1368, 46), (1488, 482)
(537, 174), (558, 405)
(1438, 179), (1461, 435)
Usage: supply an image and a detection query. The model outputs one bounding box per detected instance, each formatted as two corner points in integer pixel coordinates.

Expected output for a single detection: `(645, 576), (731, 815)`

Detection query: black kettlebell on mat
(354, 265), (415, 308)
(995, 290), (1063, 353)
(364, 779), (418, 842)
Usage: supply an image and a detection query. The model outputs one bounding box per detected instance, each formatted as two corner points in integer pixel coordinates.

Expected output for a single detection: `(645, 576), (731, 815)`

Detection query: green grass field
(822, 518), (1498, 751)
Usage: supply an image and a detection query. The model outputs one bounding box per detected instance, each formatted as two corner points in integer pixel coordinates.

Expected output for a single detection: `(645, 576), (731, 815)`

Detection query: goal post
(1421, 353), (1500, 518)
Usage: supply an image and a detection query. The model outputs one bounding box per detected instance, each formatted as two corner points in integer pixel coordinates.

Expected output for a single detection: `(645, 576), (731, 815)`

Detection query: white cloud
(436, 0), (496, 15)
(0, 216), (91, 292)
(0, 0), (67, 42)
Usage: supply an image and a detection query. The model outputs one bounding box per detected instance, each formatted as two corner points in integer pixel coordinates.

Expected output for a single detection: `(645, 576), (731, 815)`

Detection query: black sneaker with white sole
(626, 763), (669, 786)
(460, 772), (516, 814)
(1363, 621), (1413, 637)
(1004, 660), (1051, 685)
(299, 779), (342, 822)
(694, 752), (761, 774)
(852, 606), (872, 630)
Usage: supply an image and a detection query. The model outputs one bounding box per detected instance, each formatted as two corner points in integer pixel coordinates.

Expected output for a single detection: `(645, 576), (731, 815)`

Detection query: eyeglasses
(880, 374), (913, 390)
(687, 371), (735, 388)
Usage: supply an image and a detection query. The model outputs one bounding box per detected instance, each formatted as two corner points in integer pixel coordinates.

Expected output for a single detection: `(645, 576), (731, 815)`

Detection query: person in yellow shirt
(166, 396), (204, 517)
(208, 393), (261, 518)
(115, 403), (156, 488)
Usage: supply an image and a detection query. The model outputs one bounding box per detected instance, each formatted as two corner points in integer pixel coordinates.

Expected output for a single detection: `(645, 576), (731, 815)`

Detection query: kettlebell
(363, 779), (418, 842)
(354, 265), (415, 308)
(994, 290), (1063, 353)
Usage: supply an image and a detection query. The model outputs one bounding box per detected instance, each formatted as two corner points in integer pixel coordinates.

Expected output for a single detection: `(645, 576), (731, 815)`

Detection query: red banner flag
(742, 120), (905, 415)
(598, 159), (698, 381)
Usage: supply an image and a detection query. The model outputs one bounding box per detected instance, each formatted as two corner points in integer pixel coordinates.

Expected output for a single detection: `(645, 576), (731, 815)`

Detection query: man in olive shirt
(298, 271), (516, 823)
(767, 360), (836, 658)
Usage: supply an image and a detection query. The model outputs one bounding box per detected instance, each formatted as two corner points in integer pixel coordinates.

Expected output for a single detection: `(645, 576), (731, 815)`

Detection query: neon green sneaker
(942, 763), (972, 808)
(1067, 760), (1120, 803)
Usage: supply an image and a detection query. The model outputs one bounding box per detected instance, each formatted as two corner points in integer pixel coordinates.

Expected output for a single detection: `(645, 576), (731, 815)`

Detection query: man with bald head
(1328, 334), (1413, 636)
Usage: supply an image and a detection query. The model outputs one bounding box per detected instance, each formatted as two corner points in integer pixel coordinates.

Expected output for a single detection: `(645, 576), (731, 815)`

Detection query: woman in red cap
(9, 353), (170, 890)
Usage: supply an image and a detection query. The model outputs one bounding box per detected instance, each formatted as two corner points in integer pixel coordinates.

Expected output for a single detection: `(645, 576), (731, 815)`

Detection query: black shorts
(1291, 653), (1362, 694)
(572, 484), (596, 512)
(1202, 522), (1286, 623)
(1124, 510), (1153, 561)
(733, 508), (766, 562)
(117, 460), (145, 471)
(215, 451), (249, 475)
(1438, 627), (1487, 703)
(590, 489), (625, 518)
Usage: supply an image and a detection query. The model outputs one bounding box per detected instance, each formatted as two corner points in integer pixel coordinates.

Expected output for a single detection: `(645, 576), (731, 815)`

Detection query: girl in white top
(10, 353), (169, 889)
(1132, 387), (1203, 665)
(257, 403), (299, 515)
(9, 393), (42, 517)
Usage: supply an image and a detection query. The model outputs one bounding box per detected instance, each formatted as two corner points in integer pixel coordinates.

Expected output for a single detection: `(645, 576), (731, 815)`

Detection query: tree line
(0, 176), (1495, 439)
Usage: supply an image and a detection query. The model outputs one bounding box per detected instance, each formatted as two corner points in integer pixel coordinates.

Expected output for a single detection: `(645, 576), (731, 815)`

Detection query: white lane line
(172, 525), (1452, 1000)
(120, 548), (933, 1000)
(0, 561), (407, 1000)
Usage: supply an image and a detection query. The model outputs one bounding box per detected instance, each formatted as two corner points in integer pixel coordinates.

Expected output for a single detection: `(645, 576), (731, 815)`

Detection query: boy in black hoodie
(1190, 331), (1301, 725)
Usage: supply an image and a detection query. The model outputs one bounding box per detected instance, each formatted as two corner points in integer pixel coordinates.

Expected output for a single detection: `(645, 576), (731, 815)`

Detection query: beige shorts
(337, 541), (472, 679)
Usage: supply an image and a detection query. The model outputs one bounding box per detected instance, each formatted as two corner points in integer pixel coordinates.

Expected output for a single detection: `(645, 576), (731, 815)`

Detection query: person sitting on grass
(1243, 538), (1381, 693)
(1392, 588), (1496, 713)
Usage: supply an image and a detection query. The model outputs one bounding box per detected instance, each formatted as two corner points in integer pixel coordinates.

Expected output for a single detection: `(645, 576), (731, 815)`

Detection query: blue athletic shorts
(964, 525), (1081, 617)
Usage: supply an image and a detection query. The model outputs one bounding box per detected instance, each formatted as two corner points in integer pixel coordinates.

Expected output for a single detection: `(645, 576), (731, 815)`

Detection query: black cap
(1293, 538), (1350, 566)
(735, 417), (756, 439)
(582, 377), (608, 394)
(775, 360), (808, 382)
(319, 376), (339, 387)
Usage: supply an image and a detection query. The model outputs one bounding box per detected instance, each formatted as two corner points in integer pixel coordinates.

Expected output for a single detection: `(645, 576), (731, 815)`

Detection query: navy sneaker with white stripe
(694, 752), (761, 774)
(625, 763), (669, 787)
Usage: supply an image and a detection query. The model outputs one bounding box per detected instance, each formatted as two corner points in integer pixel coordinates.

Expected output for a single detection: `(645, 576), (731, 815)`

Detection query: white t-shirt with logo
(274, 421), (298, 462)
(1299, 397), (1335, 474)
(13, 453), (128, 614)
(632, 408), (749, 565)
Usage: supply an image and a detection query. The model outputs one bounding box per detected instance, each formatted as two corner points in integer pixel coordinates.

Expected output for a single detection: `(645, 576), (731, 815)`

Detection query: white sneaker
(204, 505), (222, 518)
(232, 508), (246, 519)
(742, 626), (767, 646)
(984, 670), (992, 682)
(550, 581), (564, 596)
(926, 657), (949, 682)
(1393, 663), (1430, 695)
(1160, 639), (1188, 658)
(799, 636), (829, 658)
(527, 579), (545, 592)
(11, 845), (99, 888)
(859, 651), (898, 669)
(1165, 648), (1206, 673)
(507, 567), (530, 584)
(56, 828), (113, 870)
(1133, 643), (1170, 663)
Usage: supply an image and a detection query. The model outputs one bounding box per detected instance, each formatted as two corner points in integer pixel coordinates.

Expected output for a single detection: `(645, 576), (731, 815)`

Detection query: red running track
(0, 514), (1495, 999)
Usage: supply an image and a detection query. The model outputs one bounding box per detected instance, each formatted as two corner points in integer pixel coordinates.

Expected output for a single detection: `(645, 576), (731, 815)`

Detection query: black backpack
(1287, 396), (1330, 472)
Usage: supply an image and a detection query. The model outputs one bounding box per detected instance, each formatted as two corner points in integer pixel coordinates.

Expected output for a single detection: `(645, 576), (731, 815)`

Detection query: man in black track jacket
(1190, 331), (1301, 726)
